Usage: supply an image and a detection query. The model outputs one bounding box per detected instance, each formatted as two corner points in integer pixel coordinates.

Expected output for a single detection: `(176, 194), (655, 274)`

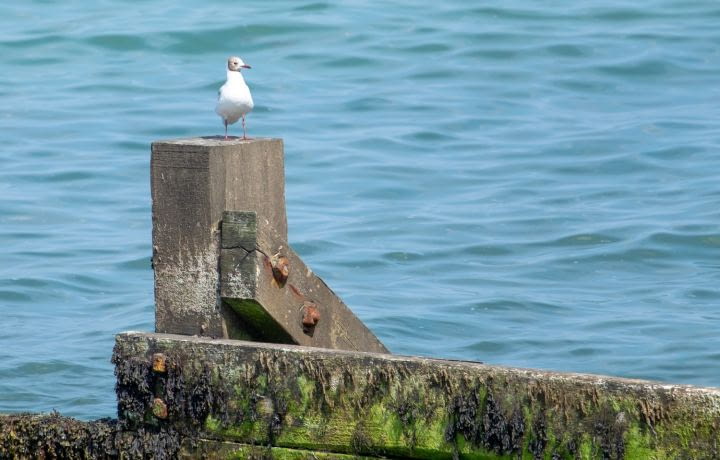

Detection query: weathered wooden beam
(114, 332), (720, 459)
(220, 210), (388, 352)
(151, 138), (286, 339)
(0, 413), (180, 459)
(180, 439), (378, 459)
(151, 138), (387, 353)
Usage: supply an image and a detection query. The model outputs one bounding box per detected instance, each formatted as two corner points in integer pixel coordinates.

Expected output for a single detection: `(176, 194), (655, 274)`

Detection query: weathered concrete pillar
(151, 138), (387, 353)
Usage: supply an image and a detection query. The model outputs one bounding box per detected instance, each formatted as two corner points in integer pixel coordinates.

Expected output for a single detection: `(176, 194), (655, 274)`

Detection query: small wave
(0, 34), (68, 49)
(401, 43), (452, 54)
(403, 130), (457, 142)
(465, 6), (567, 21)
(321, 56), (376, 69)
(587, 7), (660, 22)
(545, 43), (588, 58)
(594, 58), (684, 78)
(13, 360), (90, 376)
(84, 34), (148, 51)
(343, 96), (391, 112)
(649, 231), (720, 249)
(292, 2), (331, 12)
(685, 289), (720, 301)
(115, 256), (152, 271)
(408, 69), (457, 80)
(551, 233), (622, 247)
(382, 251), (425, 263)
(0, 290), (32, 302)
(44, 171), (95, 183)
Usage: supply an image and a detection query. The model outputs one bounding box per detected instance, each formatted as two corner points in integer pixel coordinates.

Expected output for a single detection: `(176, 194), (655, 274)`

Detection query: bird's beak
(241, 64), (251, 69)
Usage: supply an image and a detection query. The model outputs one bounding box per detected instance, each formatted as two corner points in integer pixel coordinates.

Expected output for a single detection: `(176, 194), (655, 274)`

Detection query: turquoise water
(1, 1), (719, 420)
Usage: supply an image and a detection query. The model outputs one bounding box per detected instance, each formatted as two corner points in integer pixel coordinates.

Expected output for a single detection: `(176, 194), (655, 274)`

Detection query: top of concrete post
(153, 136), (277, 147)
(152, 137), (287, 241)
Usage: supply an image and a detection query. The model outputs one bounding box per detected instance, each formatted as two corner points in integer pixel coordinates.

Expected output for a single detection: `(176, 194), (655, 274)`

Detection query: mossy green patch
(187, 438), (382, 459)
(205, 414), (267, 442)
(623, 424), (664, 460)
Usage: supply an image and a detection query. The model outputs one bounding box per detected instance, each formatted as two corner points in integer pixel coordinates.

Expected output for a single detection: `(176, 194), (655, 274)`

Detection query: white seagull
(215, 56), (254, 140)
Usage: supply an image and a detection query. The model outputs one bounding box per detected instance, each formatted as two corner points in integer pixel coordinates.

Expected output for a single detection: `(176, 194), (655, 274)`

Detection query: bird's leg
(242, 115), (247, 140)
(224, 120), (228, 140)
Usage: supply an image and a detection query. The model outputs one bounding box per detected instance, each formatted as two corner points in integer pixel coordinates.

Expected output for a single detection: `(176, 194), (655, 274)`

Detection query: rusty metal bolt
(152, 353), (167, 373)
(302, 301), (321, 328)
(270, 254), (290, 286)
(152, 398), (168, 419)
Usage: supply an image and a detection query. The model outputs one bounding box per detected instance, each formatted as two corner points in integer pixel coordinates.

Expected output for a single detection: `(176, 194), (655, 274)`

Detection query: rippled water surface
(1, 1), (719, 419)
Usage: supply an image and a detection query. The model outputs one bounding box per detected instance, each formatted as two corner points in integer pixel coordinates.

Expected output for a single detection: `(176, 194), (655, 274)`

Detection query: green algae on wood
(114, 332), (720, 459)
(181, 439), (379, 459)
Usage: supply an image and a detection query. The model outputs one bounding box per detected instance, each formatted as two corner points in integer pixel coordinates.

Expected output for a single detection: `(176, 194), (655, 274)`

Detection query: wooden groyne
(113, 332), (720, 459)
(4, 332), (720, 459)
(2, 138), (720, 459)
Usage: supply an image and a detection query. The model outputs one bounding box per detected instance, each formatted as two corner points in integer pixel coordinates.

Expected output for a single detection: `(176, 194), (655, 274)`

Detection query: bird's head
(228, 56), (251, 71)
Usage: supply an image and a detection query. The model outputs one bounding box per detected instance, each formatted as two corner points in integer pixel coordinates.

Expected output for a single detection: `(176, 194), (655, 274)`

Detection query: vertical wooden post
(151, 137), (388, 353)
(151, 138), (286, 339)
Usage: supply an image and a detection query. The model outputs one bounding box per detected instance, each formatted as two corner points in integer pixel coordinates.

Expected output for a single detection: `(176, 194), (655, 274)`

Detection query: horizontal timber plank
(114, 332), (720, 459)
(0, 413), (180, 459)
(181, 439), (378, 459)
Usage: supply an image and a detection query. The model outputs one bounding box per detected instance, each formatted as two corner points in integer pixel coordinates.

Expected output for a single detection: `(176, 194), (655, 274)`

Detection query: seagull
(215, 56), (254, 140)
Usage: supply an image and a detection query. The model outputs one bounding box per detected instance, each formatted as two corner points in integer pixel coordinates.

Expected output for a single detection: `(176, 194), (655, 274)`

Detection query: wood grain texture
(220, 210), (388, 353)
(151, 138), (286, 338)
(180, 440), (377, 459)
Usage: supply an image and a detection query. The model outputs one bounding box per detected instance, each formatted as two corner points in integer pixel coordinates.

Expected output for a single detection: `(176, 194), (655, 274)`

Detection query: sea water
(0, 1), (719, 419)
